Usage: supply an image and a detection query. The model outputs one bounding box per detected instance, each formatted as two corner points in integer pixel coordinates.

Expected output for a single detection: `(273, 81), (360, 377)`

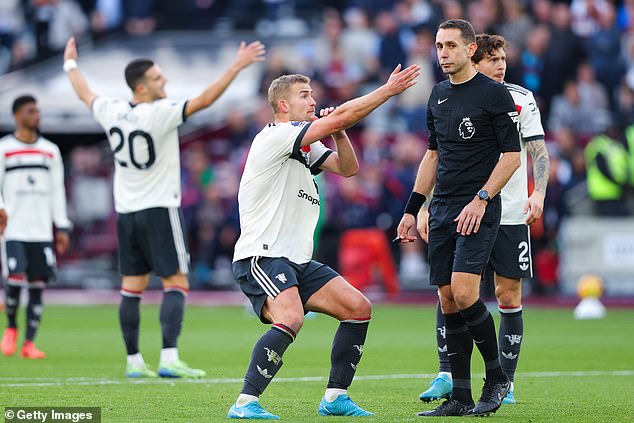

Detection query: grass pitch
(1, 304), (633, 422)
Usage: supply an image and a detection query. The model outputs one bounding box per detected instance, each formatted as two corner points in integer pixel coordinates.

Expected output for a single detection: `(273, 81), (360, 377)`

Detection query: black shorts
(489, 224), (532, 279)
(428, 196), (501, 286)
(232, 256), (340, 324)
(117, 207), (190, 277)
(2, 241), (56, 282)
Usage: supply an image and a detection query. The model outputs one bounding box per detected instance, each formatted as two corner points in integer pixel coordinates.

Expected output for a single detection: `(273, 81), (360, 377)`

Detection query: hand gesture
(384, 64), (421, 96)
(454, 197), (486, 236)
(0, 208), (7, 235)
(524, 191), (544, 225)
(396, 213), (418, 243)
(64, 37), (78, 62)
(234, 41), (266, 70)
(56, 231), (70, 255)
(416, 207), (430, 243)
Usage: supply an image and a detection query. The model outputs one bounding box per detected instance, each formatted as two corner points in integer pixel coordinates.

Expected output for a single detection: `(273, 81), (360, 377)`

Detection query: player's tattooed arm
(526, 139), (550, 195)
(524, 139), (550, 225)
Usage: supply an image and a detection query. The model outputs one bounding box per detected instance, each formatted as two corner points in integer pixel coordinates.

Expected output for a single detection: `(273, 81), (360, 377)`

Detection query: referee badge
(458, 117), (475, 140)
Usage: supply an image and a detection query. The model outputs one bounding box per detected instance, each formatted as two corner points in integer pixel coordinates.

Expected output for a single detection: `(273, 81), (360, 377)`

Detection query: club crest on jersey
(458, 117), (475, 140)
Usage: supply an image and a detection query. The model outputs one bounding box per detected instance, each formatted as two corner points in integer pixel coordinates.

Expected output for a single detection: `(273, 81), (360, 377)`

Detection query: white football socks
(324, 388), (347, 402)
(127, 352), (145, 367)
(160, 347), (179, 364)
(236, 394), (259, 407)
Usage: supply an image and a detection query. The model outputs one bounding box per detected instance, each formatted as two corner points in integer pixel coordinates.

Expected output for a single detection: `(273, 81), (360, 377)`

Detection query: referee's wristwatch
(476, 189), (491, 203)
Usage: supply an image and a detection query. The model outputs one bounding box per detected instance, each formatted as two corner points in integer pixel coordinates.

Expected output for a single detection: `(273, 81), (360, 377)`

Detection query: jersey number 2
(110, 127), (156, 170)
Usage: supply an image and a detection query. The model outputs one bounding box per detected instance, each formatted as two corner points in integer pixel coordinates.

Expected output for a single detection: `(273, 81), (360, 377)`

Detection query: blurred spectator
(340, 7), (380, 83)
(616, 79), (634, 126)
(31, 0), (89, 59)
(520, 24), (549, 97)
(89, 0), (123, 37)
(258, 48), (294, 97)
(399, 25), (435, 133)
(497, 0), (533, 51)
(585, 3), (625, 107)
(585, 130), (630, 215)
(0, 0), (29, 73)
(570, 0), (612, 38)
(531, 0), (552, 25)
(577, 62), (609, 110)
(540, 3), (586, 118)
(394, 0), (438, 30)
(466, 0), (496, 34)
(549, 80), (608, 136)
(123, 0), (155, 35)
(440, 0), (464, 21)
(375, 10), (408, 81)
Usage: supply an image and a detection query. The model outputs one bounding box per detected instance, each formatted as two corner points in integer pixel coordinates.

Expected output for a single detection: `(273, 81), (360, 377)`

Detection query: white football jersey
(500, 83), (545, 225)
(0, 134), (72, 241)
(91, 96), (187, 213)
(233, 121), (332, 264)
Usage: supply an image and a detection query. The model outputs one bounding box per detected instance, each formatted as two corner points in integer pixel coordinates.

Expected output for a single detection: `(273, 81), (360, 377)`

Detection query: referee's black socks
(444, 312), (474, 405)
(460, 299), (506, 382)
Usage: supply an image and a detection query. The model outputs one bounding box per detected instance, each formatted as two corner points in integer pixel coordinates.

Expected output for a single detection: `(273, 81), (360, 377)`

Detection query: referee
(397, 19), (520, 417)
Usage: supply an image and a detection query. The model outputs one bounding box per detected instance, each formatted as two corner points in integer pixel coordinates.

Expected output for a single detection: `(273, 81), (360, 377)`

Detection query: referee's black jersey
(426, 72), (520, 198)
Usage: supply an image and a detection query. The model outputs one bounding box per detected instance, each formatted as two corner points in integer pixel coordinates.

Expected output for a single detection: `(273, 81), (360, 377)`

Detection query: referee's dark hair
(438, 19), (476, 45)
(12, 95), (36, 114)
(125, 59), (154, 91)
(472, 34), (508, 64)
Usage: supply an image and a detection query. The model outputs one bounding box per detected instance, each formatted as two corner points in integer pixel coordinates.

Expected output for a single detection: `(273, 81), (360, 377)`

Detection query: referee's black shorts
(117, 207), (190, 277)
(428, 196), (501, 286)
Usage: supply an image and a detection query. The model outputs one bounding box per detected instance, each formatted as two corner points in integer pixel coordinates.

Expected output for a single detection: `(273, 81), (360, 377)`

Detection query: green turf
(1, 304), (633, 422)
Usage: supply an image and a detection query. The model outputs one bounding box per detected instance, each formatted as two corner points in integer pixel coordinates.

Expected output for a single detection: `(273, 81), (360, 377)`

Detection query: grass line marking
(2, 370), (633, 388)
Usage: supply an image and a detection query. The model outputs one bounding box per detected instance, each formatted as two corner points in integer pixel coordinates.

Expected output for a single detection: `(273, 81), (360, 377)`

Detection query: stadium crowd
(4, 0), (634, 294)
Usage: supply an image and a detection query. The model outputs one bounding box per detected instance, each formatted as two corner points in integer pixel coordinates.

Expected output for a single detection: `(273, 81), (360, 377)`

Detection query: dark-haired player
(63, 37), (265, 378)
(0, 95), (71, 359)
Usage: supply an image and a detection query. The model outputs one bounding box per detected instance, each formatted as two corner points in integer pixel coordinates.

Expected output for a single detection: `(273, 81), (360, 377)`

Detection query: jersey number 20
(109, 127), (156, 170)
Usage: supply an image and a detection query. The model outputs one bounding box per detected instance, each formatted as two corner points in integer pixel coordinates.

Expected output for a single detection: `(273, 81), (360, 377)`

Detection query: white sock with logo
(324, 388), (347, 402)
(127, 352), (145, 367)
(160, 347), (179, 364)
(236, 394), (259, 407)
